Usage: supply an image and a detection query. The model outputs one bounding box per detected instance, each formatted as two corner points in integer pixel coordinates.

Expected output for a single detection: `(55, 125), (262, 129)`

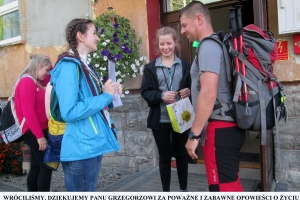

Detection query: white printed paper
(108, 60), (123, 107)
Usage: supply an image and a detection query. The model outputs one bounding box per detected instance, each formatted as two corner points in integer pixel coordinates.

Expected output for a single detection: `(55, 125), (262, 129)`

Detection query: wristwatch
(188, 131), (201, 141)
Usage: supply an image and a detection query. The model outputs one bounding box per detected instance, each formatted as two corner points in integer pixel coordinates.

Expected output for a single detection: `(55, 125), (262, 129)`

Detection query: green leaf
(90, 9), (145, 87)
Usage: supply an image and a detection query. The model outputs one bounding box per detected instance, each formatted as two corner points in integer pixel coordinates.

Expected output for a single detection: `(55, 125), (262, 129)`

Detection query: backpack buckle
(267, 71), (277, 81)
(233, 70), (238, 77)
(277, 80), (284, 91)
(280, 95), (286, 103)
(269, 76), (276, 81)
(233, 50), (239, 57)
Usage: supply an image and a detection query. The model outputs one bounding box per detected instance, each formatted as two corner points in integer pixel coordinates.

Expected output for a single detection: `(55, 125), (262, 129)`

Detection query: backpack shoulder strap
(197, 33), (232, 82)
(199, 32), (235, 121)
(12, 74), (36, 98)
(53, 53), (81, 85)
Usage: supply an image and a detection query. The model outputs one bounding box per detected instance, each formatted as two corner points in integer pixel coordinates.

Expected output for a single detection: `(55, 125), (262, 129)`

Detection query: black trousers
(152, 123), (189, 191)
(23, 129), (52, 191)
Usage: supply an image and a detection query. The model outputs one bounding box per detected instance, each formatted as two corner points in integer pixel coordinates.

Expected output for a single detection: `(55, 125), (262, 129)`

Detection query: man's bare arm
(185, 71), (218, 159)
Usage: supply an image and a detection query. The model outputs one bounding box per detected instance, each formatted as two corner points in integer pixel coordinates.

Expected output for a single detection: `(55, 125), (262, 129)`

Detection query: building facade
(0, 0), (299, 191)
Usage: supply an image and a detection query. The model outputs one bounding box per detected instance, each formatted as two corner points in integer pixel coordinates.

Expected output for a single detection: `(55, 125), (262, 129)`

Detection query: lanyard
(161, 65), (177, 91)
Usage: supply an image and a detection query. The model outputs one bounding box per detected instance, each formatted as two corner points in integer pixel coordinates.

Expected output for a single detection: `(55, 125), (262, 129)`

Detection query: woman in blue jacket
(50, 18), (122, 191)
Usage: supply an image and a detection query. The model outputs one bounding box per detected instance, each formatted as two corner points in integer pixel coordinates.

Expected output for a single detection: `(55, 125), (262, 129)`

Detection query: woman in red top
(15, 54), (52, 191)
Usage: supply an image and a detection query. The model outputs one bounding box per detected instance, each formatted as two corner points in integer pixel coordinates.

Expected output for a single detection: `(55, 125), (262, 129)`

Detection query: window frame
(0, 0), (21, 46)
(162, 0), (238, 13)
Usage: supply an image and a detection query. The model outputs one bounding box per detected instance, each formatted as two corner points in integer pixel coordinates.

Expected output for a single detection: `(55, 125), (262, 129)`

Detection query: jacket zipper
(89, 117), (98, 134)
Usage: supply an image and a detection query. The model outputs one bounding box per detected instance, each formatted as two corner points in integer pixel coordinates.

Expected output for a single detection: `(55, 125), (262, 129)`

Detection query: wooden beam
(146, 0), (161, 60)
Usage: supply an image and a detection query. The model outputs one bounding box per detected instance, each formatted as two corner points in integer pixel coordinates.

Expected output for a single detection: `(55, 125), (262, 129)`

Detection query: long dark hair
(65, 18), (94, 59)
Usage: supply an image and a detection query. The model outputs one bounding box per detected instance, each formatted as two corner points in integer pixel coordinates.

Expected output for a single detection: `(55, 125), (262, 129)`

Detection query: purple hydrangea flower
(113, 23), (119, 29)
(113, 32), (117, 37)
(113, 37), (119, 44)
(121, 44), (130, 53)
(125, 49), (132, 54)
(108, 53), (115, 60)
(115, 54), (122, 60)
(100, 28), (105, 34)
(124, 34), (128, 40)
(101, 49), (110, 56)
(95, 26), (99, 32)
(102, 76), (108, 82)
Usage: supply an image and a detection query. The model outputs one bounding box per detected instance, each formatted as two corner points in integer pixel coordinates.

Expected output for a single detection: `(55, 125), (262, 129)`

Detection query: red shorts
(202, 121), (246, 191)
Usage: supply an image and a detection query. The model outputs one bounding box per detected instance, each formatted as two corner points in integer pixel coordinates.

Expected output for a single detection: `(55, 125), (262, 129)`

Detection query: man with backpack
(179, 1), (246, 191)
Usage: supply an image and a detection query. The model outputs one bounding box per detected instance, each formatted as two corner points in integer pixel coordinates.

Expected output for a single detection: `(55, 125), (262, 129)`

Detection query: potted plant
(89, 7), (146, 97)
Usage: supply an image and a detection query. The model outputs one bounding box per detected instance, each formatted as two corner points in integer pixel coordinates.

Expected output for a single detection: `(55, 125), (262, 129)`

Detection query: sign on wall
(276, 41), (289, 60)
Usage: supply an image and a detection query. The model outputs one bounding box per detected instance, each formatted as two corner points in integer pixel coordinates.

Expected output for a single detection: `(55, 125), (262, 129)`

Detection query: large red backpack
(197, 24), (287, 146)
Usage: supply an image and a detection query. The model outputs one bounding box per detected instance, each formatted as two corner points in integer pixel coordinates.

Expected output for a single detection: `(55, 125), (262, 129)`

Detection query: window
(163, 0), (223, 13)
(0, 0), (21, 46)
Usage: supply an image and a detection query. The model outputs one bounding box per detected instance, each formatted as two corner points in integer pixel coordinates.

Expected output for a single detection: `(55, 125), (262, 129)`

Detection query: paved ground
(101, 167), (260, 192)
(0, 180), (26, 192)
(0, 164), (261, 192)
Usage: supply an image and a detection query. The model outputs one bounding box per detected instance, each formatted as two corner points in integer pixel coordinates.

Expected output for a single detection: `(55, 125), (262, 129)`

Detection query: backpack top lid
(243, 24), (278, 65)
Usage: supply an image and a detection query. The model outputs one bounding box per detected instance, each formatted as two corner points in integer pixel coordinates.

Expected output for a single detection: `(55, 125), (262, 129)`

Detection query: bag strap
(11, 74), (36, 98)
(229, 48), (265, 80)
(198, 34), (235, 121)
(11, 74), (36, 129)
(210, 94), (235, 122)
(197, 34), (232, 82)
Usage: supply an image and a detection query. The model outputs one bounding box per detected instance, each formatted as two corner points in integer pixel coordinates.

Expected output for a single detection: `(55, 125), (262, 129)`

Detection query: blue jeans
(61, 155), (103, 191)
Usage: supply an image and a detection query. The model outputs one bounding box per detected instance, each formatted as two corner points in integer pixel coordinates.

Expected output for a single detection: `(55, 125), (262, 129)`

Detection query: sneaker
(180, 189), (188, 192)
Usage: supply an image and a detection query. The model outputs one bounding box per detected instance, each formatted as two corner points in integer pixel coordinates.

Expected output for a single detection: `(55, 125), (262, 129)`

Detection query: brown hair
(179, 1), (211, 24)
(154, 27), (181, 55)
(65, 18), (94, 59)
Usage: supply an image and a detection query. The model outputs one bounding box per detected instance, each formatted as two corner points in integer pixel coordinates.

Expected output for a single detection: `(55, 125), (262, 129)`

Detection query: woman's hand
(179, 88), (191, 99)
(104, 79), (115, 96)
(162, 91), (177, 104)
(116, 82), (123, 95)
(37, 137), (48, 151)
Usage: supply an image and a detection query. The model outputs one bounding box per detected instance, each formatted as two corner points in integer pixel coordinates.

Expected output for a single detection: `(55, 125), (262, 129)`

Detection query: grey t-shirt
(155, 56), (183, 122)
(190, 36), (232, 111)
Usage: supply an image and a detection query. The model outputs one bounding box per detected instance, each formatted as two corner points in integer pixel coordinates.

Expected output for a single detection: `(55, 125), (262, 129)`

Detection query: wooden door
(160, 0), (273, 191)
(161, 11), (193, 63)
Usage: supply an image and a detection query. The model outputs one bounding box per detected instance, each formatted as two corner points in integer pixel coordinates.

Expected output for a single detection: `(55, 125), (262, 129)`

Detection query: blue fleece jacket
(50, 56), (120, 162)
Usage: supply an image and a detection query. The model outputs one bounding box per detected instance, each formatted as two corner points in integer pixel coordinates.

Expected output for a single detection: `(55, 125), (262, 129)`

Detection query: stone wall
(275, 83), (300, 191)
(268, 0), (300, 191)
(101, 93), (158, 174)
